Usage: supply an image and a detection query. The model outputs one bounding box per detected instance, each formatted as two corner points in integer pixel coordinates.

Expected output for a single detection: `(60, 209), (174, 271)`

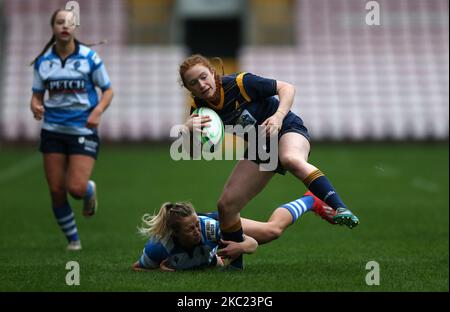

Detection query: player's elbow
(106, 87), (114, 99)
(277, 81), (296, 96)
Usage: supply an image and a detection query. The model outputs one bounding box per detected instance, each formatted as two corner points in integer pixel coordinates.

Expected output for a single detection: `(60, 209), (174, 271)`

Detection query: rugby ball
(192, 107), (224, 147)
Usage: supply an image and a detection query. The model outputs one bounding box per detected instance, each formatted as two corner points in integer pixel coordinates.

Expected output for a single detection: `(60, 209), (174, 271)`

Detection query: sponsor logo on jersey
(205, 220), (216, 241)
(47, 79), (86, 94)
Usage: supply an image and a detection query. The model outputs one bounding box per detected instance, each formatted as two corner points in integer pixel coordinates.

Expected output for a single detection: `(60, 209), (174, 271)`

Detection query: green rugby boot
(333, 208), (359, 229)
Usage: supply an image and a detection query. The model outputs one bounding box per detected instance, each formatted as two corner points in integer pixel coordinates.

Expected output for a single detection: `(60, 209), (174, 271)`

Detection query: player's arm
(217, 234), (258, 260)
(30, 92), (45, 121)
(132, 259), (175, 272)
(261, 80), (295, 136)
(275, 80), (295, 119)
(159, 259), (176, 272)
(183, 107), (211, 158)
(131, 261), (155, 272)
(185, 110), (211, 133)
(133, 241), (168, 272)
(87, 52), (114, 128)
(86, 87), (114, 129)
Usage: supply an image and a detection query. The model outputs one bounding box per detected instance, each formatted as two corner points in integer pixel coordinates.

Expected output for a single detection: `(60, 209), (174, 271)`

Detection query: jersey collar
(51, 41), (80, 67)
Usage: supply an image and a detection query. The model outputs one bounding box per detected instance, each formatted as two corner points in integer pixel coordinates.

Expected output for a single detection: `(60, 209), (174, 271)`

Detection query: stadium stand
(0, 0), (448, 141)
(240, 0), (449, 140)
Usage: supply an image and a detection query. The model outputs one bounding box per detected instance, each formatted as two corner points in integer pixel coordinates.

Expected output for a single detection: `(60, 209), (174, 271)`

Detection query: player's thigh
(43, 153), (68, 192)
(278, 132), (316, 179)
(279, 132), (311, 162)
(66, 155), (96, 188)
(219, 159), (275, 208)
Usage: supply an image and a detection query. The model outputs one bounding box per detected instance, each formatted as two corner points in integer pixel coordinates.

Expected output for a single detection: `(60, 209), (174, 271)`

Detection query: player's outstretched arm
(131, 261), (155, 272)
(159, 259), (176, 272)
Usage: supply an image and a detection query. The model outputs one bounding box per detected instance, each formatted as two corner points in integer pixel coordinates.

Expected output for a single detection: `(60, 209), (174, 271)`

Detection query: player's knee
(217, 195), (239, 216)
(67, 182), (86, 199)
(49, 184), (65, 196)
(266, 227), (283, 241)
(217, 197), (229, 215)
(280, 154), (307, 173)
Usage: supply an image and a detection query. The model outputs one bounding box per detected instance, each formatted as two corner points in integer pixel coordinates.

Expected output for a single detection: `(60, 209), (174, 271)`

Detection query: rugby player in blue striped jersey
(30, 9), (113, 251)
(132, 192), (335, 271)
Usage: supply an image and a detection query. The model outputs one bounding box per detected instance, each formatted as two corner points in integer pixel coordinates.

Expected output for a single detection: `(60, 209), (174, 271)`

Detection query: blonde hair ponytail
(138, 202), (196, 240)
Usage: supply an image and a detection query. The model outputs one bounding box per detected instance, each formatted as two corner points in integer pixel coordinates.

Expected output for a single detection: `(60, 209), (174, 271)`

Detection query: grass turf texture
(0, 143), (448, 291)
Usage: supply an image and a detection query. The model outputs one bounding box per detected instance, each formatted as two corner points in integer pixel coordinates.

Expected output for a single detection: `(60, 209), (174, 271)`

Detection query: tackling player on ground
(132, 192), (335, 271)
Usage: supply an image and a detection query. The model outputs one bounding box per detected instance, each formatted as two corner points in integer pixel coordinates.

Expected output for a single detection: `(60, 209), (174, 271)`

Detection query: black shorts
(244, 112), (310, 175)
(39, 129), (100, 159)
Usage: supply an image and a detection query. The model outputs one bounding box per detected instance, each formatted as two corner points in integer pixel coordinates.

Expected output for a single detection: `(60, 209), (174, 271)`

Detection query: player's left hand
(86, 109), (102, 128)
(261, 113), (283, 137)
(159, 258), (176, 272)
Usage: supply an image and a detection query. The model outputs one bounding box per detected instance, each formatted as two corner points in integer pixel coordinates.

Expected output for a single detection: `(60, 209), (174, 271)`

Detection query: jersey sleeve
(89, 52), (111, 91)
(32, 63), (45, 93)
(137, 240), (169, 269)
(241, 73), (277, 101)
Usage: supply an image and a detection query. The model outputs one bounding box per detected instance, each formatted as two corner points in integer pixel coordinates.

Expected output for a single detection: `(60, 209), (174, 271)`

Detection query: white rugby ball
(192, 107), (224, 147)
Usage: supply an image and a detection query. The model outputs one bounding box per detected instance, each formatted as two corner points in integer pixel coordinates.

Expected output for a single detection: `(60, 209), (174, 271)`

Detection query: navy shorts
(244, 112), (310, 175)
(39, 129), (100, 159)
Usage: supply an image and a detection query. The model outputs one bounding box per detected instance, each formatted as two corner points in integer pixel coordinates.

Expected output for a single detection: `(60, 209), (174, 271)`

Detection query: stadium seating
(1, 0), (186, 141)
(240, 0), (449, 140)
(0, 0), (448, 141)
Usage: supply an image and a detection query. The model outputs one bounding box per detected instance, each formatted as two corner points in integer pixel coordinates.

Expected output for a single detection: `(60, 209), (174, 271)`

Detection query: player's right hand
(31, 103), (45, 120)
(185, 113), (211, 134)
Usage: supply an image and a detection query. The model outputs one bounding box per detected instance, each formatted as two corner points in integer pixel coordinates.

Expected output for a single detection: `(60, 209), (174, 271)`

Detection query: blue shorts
(39, 129), (100, 159)
(244, 112), (310, 175)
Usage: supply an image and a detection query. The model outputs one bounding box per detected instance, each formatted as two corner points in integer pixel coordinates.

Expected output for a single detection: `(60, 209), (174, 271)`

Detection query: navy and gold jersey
(191, 72), (311, 175)
(190, 72), (280, 128)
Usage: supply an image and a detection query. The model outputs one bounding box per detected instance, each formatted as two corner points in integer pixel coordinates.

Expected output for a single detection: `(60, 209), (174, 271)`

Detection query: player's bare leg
(241, 208), (292, 244)
(67, 155), (97, 217)
(279, 133), (359, 229)
(217, 159), (275, 269)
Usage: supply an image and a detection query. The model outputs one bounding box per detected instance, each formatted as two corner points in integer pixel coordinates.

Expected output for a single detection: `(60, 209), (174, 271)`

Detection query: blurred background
(0, 0), (448, 142)
(0, 0), (448, 292)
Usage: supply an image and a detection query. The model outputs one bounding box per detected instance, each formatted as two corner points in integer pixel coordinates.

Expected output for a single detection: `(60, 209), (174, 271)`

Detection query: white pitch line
(0, 154), (41, 185)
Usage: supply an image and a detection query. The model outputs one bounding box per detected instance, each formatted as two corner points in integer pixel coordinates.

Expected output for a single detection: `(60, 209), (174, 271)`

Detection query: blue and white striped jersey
(138, 214), (221, 271)
(32, 42), (111, 135)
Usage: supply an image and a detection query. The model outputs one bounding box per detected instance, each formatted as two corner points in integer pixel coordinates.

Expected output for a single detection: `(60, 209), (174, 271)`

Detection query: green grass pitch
(0, 143), (448, 291)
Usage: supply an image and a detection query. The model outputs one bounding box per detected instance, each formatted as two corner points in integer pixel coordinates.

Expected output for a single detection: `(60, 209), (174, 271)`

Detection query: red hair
(179, 54), (224, 88)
